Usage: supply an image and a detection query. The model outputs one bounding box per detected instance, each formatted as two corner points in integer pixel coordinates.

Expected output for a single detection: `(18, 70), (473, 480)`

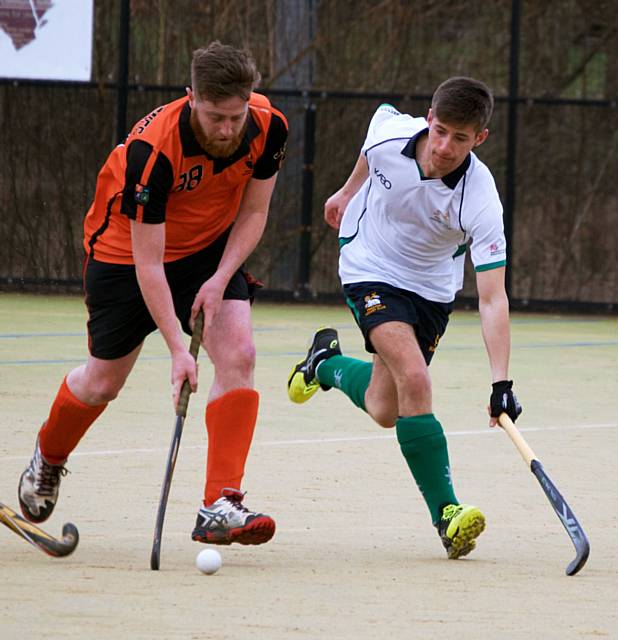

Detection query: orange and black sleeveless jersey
(83, 93), (288, 264)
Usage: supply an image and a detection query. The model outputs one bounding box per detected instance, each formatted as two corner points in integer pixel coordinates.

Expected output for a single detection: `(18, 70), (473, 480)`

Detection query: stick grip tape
(176, 310), (204, 417)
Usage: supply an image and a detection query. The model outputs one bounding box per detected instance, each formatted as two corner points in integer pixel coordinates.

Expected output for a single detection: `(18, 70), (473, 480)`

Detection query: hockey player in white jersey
(288, 77), (522, 560)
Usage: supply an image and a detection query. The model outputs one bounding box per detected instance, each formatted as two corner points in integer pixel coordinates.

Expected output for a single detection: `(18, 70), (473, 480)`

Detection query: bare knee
(365, 391), (398, 428)
(400, 368), (431, 396)
(85, 379), (123, 404)
(371, 409), (397, 428)
(364, 373), (398, 428)
(69, 348), (140, 406)
(70, 370), (125, 405)
(394, 368), (432, 414)
(213, 340), (256, 377)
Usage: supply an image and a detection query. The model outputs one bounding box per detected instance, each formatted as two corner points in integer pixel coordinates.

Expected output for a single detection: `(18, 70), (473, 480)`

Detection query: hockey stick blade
(530, 460), (590, 576)
(0, 501), (79, 558)
(499, 413), (590, 576)
(150, 310), (204, 571)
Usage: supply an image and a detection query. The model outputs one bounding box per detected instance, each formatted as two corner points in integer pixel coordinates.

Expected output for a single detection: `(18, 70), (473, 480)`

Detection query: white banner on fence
(0, 0), (93, 81)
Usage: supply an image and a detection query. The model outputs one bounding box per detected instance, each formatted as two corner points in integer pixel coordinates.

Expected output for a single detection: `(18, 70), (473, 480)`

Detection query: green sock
(396, 414), (458, 524)
(316, 355), (372, 412)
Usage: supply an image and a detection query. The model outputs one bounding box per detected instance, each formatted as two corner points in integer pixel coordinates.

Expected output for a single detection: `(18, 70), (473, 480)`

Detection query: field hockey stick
(0, 501), (79, 557)
(150, 310), (204, 571)
(498, 413), (590, 576)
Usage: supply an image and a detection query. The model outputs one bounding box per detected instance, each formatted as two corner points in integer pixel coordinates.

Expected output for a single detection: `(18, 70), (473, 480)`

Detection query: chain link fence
(1, 0), (616, 310)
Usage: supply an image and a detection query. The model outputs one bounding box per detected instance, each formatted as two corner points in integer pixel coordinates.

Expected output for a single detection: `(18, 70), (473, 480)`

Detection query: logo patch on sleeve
(489, 241), (506, 256)
(135, 184), (150, 205)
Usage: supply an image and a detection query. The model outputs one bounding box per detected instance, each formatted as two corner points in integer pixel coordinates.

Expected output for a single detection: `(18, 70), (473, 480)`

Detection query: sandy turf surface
(1, 293), (616, 639)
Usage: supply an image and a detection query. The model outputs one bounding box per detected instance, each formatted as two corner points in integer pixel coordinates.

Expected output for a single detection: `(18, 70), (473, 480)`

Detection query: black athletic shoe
(287, 327), (342, 403)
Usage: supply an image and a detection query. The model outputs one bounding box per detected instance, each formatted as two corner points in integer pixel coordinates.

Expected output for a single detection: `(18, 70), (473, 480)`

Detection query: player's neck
(416, 134), (443, 179)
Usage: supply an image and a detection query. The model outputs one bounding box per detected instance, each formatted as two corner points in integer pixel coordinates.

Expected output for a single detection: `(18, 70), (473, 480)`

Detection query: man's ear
(186, 86), (195, 107)
(475, 128), (489, 147)
(427, 108), (433, 125)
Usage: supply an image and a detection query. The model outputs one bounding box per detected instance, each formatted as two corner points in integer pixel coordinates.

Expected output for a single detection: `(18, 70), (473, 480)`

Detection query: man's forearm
(479, 294), (511, 382)
(215, 210), (268, 283)
(135, 263), (187, 354)
(340, 154), (369, 198)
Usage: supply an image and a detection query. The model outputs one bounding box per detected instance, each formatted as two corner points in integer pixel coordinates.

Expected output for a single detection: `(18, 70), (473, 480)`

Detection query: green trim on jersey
(452, 243), (467, 258)
(474, 260), (506, 272)
(339, 236), (355, 249)
(344, 293), (361, 323)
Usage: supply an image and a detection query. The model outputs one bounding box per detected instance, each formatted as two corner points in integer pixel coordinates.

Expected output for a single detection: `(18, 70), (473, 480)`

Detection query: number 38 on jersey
(175, 165), (204, 192)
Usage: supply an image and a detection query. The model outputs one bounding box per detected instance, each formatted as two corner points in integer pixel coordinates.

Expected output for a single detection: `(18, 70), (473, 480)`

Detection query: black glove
(490, 380), (522, 421)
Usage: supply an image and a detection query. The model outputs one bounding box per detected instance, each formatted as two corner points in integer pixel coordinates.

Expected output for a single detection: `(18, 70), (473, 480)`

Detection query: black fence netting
(0, 0), (616, 310)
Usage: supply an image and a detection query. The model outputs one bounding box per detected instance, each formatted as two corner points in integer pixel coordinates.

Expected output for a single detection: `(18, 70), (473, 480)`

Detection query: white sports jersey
(339, 104), (506, 302)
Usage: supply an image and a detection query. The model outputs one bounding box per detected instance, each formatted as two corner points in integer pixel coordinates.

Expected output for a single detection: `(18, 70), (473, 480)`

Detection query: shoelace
(225, 494), (250, 514)
(440, 504), (462, 521)
(34, 457), (68, 495)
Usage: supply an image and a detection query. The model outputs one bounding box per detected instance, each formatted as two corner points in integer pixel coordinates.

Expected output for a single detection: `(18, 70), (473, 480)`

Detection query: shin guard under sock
(316, 355), (372, 412)
(396, 414), (458, 523)
(204, 388), (259, 505)
(38, 377), (107, 464)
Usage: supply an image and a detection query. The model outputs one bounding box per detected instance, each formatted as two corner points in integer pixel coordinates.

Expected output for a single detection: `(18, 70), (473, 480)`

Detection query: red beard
(190, 109), (247, 158)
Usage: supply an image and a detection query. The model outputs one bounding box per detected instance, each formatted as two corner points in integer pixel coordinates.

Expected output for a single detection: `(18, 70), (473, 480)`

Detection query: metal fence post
(296, 100), (317, 299)
(504, 0), (521, 298)
(116, 0), (131, 145)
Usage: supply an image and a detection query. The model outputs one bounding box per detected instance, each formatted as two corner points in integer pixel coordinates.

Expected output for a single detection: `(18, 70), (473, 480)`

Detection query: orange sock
(204, 388), (259, 505)
(38, 377), (107, 464)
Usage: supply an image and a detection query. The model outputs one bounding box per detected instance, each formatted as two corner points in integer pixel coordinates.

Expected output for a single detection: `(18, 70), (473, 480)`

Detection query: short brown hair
(431, 77), (494, 131)
(191, 41), (261, 103)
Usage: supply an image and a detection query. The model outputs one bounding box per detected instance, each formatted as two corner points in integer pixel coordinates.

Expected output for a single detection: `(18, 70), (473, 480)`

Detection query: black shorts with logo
(84, 229), (257, 360)
(342, 281), (454, 365)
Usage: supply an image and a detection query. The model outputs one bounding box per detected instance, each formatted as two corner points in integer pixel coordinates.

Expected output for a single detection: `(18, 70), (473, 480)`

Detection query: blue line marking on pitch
(0, 315), (613, 340)
(0, 327), (282, 339)
(447, 341), (618, 350)
(0, 332), (86, 339)
(0, 355), (171, 365)
(1, 341), (617, 366)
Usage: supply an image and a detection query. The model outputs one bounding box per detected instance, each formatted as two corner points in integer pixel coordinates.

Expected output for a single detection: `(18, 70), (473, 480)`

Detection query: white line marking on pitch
(1, 422), (616, 461)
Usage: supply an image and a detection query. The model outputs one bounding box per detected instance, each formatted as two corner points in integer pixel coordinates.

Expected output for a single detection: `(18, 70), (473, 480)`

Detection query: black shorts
(84, 230), (258, 359)
(342, 281), (453, 365)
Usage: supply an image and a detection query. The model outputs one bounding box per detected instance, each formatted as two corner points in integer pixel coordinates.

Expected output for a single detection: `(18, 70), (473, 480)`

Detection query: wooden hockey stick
(0, 501), (78, 557)
(150, 310), (204, 570)
(498, 413), (590, 576)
